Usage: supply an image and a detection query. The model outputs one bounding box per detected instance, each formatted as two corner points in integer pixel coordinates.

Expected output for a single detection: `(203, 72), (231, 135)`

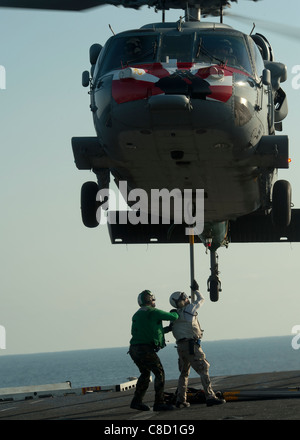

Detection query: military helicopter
(2, 0), (300, 302)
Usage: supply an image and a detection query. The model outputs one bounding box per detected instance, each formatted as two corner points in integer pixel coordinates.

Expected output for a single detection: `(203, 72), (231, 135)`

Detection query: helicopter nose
(156, 72), (211, 99)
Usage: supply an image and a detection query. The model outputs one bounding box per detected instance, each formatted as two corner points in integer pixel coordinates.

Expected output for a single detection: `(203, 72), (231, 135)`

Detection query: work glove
(164, 323), (173, 333)
(190, 279), (199, 291)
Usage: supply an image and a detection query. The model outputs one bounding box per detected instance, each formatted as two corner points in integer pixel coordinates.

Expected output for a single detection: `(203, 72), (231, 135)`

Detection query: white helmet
(169, 291), (188, 308)
(138, 290), (155, 306)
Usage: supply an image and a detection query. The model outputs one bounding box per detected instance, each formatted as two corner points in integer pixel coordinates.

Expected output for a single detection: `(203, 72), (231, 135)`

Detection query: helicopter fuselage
(72, 18), (291, 302)
(75, 21), (289, 227)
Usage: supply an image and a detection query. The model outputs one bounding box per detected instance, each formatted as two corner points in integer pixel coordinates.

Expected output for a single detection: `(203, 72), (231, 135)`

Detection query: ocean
(0, 336), (299, 390)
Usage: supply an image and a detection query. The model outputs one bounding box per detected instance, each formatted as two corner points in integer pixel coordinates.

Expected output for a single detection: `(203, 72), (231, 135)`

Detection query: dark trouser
(129, 344), (165, 405)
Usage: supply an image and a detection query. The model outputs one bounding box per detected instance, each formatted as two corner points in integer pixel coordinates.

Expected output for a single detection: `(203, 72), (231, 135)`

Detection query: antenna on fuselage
(109, 24), (115, 35)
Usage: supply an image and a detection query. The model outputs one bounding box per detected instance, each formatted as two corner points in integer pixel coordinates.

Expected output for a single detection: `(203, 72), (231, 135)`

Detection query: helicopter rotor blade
(2, 0), (298, 41)
(226, 12), (300, 40)
(0, 0), (261, 12)
(0, 0), (128, 11)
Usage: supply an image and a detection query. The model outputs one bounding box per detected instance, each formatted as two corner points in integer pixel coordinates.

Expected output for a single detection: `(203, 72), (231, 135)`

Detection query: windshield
(97, 31), (252, 75)
(193, 33), (252, 73)
(99, 34), (159, 74)
(160, 33), (195, 63)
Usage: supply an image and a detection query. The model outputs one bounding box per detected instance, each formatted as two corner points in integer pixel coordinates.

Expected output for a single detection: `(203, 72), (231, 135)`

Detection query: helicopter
(2, 0), (300, 302)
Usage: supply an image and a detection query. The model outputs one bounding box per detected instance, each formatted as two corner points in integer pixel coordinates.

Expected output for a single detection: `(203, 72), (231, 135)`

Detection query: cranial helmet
(169, 291), (188, 308)
(138, 290), (155, 306)
(126, 37), (142, 55)
(219, 39), (233, 54)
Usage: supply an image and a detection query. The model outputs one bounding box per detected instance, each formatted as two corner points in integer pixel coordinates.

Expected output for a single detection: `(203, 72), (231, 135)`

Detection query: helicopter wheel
(207, 250), (221, 302)
(80, 181), (100, 228)
(271, 180), (291, 232)
(207, 277), (221, 302)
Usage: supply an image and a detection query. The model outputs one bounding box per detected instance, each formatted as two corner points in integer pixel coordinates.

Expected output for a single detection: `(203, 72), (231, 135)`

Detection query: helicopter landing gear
(80, 168), (110, 228)
(271, 179), (292, 232)
(207, 250), (222, 302)
(80, 181), (100, 228)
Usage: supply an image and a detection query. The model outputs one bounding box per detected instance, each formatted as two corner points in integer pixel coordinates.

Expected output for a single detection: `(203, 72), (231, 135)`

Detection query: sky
(0, 0), (300, 355)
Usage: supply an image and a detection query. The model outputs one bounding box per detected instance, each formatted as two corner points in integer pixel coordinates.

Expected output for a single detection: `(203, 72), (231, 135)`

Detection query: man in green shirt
(129, 289), (178, 411)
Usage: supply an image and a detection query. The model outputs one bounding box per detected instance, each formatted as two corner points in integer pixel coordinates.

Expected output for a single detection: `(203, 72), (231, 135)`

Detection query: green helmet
(138, 290), (155, 306)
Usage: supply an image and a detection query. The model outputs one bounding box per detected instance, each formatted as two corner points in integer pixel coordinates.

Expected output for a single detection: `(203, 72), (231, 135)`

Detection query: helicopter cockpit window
(250, 38), (265, 76)
(159, 34), (194, 63)
(99, 34), (159, 74)
(194, 34), (252, 74)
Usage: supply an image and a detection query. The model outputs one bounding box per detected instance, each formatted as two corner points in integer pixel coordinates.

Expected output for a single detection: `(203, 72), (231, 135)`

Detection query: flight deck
(0, 370), (299, 421)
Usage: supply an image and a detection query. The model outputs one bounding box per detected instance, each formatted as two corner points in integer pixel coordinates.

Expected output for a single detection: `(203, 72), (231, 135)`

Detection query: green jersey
(130, 306), (178, 349)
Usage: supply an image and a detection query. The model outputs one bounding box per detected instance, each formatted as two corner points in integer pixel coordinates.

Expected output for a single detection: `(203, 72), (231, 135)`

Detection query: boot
(130, 398), (151, 411)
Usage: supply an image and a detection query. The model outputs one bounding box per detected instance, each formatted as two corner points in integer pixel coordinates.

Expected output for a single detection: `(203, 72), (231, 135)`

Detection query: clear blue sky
(0, 0), (300, 355)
